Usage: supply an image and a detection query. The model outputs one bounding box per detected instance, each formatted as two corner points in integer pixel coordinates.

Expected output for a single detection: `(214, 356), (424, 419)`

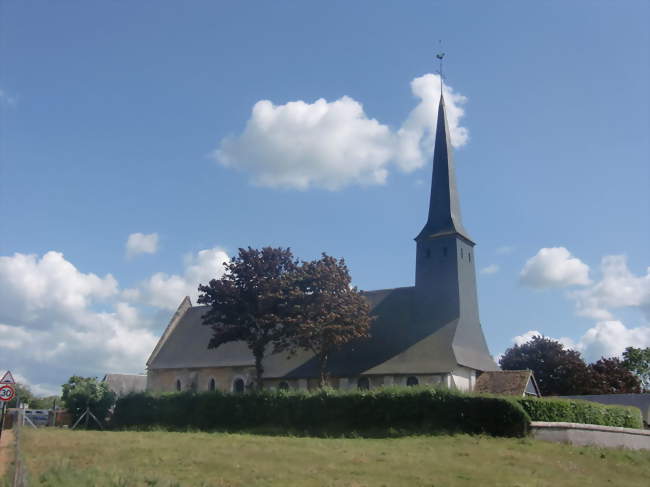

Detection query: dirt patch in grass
(20, 429), (650, 487)
(0, 429), (14, 479)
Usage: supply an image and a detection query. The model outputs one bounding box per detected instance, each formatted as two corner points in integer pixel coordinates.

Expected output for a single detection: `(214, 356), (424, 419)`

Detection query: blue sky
(1, 1), (648, 395)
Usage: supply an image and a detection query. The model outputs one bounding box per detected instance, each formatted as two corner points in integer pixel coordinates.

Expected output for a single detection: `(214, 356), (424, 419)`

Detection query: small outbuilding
(474, 370), (541, 397)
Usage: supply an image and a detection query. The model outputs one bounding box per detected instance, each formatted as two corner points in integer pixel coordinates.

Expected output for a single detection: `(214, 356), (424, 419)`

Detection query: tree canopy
(5, 383), (60, 409)
(500, 335), (641, 396)
(500, 335), (590, 396)
(198, 247), (299, 390)
(61, 376), (115, 426)
(198, 247), (374, 390)
(587, 357), (641, 394)
(622, 346), (650, 392)
(278, 254), (373, 387)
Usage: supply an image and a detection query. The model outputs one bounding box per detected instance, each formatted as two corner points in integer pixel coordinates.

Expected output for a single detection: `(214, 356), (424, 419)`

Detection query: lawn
(17, 428), (650, 487)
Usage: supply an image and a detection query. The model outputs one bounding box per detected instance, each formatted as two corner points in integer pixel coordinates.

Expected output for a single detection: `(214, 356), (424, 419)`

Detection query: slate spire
(416, 95), (472, 243)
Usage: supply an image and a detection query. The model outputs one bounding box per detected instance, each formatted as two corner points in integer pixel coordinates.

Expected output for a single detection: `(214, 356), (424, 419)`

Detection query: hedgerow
(111, 386), (530, 437)
(515, 396), (642, 429)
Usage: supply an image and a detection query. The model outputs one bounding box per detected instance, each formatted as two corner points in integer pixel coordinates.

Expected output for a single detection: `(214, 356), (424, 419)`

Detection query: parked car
(24, 409), (49, 426)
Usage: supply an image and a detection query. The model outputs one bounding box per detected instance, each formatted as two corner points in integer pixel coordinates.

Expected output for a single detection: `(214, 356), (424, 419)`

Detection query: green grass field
(17, 429), (650, 487)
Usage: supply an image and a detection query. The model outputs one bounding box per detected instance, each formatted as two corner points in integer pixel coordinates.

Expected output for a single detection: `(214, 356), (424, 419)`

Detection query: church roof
(148, 287), (498, 378)
(416, 95), (472, 243)
(102, 373), (147, 397)
(146, 301), (310, 376)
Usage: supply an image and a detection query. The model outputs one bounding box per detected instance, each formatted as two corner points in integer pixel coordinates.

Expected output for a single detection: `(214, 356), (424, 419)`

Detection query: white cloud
(510, 321), (650, 364)
(481, 264), (500, 275)
(520, 247), (591, 289)
(0, 251), (118, 328)
(126, 247), (229, 310)
(578, 320), (650, 362)
(515, 251), (650, 364)
(126, 232), (159, 258)
(214, 74), (468, 190)
(512, 330), (543, 346)
(0, 251), (159, 396)
(510, 329), (576, 350)
(571, 255), (650, 321)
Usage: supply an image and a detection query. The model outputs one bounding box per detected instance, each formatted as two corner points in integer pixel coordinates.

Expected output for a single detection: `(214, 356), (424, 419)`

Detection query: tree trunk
(254, 350), (265, 390)
(318, 352), (328, 388)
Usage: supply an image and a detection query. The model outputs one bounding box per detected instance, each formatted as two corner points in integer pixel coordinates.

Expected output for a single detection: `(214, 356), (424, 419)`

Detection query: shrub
(112, 386), (531, 437)
(516, 397), (642, 429)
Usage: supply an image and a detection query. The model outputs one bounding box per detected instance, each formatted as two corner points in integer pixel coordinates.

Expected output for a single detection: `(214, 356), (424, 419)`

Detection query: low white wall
(531, 421), (650, 451)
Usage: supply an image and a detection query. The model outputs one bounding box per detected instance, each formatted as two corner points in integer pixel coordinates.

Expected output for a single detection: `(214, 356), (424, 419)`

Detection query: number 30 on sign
(0, 385), (15, 402)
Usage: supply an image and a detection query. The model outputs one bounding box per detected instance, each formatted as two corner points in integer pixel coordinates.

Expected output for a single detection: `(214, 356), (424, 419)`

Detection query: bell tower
(414, 93), (497, 372)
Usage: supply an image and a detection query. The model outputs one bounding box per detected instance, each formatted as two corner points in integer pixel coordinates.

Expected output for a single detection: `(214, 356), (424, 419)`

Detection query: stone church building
(146, 94), (499, 394)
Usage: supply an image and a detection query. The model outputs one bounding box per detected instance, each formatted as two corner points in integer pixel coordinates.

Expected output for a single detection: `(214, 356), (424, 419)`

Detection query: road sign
(0, 385), (15, 402)
(0, 371), (15, 385)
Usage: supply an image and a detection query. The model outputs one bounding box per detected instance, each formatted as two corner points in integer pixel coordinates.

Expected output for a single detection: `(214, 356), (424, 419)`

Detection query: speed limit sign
(0, 385), (15, 402)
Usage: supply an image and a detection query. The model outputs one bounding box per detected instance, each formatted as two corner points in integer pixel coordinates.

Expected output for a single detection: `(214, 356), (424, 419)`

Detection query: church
(146, 92), (499, 394)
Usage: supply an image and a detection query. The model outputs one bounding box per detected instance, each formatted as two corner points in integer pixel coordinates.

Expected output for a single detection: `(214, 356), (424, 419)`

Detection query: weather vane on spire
(436, 40), (445, 96)
(436, 41), (445, 96)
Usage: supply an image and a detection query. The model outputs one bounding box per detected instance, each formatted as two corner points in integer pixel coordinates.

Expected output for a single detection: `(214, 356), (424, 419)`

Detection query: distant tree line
(198, 247), (374, 389)
(500, 335), (649, 396)
(6, 383), (60, 410)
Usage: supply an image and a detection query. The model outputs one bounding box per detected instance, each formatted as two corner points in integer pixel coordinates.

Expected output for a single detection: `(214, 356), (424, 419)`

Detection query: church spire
(415, 94), (472, 243)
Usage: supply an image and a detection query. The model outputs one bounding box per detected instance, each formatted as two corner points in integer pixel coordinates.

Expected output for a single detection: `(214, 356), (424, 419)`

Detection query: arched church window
(406, 376), (419, 386)
(233, 378), (245, 394)
(278, 381), (290, 391)
(176, 379), (181, 392)
(208, 378), (216, 392)
(357, 377), (370, 390)
(461, 248), (464, 259)
(468, 252), (471, 262)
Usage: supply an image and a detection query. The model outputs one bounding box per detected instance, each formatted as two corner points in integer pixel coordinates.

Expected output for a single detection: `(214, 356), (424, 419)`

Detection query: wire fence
(9, 411), (28, 487)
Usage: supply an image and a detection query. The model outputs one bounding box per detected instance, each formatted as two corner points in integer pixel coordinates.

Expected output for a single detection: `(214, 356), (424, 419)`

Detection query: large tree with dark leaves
(585, 357), (641, 394)
(622, 346), (650, 392)
(198, 247), (298, 390)
(278, 254), (373, 387)
(500, 335), (590, 396)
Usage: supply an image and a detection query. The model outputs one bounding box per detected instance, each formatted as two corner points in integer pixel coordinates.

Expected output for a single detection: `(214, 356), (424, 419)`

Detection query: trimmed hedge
(112, 387), (530, 437)
(515, 397), (643, 429)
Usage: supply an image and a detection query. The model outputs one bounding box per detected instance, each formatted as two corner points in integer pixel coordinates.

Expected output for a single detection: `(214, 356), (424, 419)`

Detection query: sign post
(0, 371), (16, 442)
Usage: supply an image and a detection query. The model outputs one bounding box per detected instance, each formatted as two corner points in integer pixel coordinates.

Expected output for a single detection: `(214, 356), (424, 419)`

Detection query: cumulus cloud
(481, 264), (500, 275)
(214, 74), (468, 190)
(0, 251), (118, 328)
(510, 322), (650, 363)
(579, 320), (650, 362)
(126, 247), (229, 310)
(514, 253), (650, 362)
(0, 251), (159, 396)
(126, 232), (159, 258)
(520, 247), (591, 289)
(571, 255), (650, 321)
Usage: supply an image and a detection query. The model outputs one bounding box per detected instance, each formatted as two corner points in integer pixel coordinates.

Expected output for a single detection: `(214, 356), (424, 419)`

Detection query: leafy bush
(112, 386), (531, 437)
(516, 397), (642, 429)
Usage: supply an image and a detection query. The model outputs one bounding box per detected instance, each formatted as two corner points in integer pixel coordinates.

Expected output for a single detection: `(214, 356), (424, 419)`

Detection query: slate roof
(146, 303), (310, 377)
(560, 394), (650, 425)
(102, 373), (147, 397)
(416, 95), (472, 243)
(475, 370), (540, 396)
(148, 286), (498, 378)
